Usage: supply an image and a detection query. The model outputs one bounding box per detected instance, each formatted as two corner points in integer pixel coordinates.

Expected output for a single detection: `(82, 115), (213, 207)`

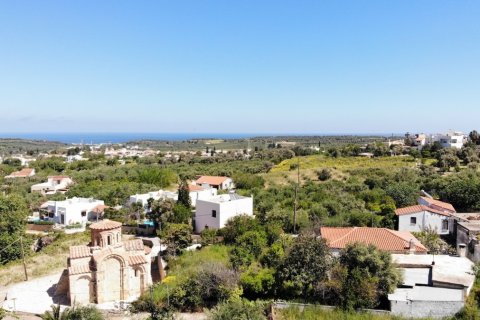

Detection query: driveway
(1, 272), (67, 315)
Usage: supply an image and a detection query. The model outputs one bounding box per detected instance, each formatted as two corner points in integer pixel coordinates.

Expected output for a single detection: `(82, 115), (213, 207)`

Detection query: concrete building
(44, 197), (106, 226)
(194, 176), (234, 190)
(431, 131), (466, 149)
(319, 227), (427, 255)
(66, 220), (152, 305)
(31, 176), (73, 195)
(453, 213), (480, 262)
(194, 193), (253, 233)
(388, 254), (475, 318)
(4, 168), (35, 179)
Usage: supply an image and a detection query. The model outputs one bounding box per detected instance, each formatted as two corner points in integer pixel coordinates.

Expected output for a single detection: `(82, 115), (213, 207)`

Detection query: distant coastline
(0, 132), (400, 145)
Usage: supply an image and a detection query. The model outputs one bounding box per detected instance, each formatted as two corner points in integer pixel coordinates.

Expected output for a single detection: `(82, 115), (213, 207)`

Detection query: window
(212, 210), (217, 218)
(442, 220), (449, 231)
(107, 236), (111, 245)
(410, 217), (417, 225)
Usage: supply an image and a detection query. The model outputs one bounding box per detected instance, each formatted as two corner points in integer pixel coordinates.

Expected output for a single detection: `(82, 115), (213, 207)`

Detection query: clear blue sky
(0, 1), (479, 134)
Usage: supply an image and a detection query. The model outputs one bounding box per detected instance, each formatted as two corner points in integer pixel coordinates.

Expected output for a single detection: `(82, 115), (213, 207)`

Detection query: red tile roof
(89, 219), (122, 230)
(5, 168), (35, 178)
(419, 197), (456, 213)
(195, 176), (229, 186)
(69, 245), (91, 259)
(188, 184), (205, 191)
(68, 264), (91, 275)
(128, 255), (148, 266)
(320, 227), (427, 253)
(395, 205), (451, 217)
(124, 239), (144, 251)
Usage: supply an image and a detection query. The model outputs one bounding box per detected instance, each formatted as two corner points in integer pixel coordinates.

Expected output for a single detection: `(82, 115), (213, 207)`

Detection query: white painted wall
(128, 190), (177, 211)
(194, 195), (253, 233)
(432, 133), (465, 149)
(48, 198), (105, 225)
(398, 210), (450, 235)
(189, 188), (217, 207)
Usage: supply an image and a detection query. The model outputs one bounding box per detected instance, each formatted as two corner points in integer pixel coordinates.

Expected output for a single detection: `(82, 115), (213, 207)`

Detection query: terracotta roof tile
(419, 196), (456, 213)
(128, 255), (148, 265)
(69, 245), (91, 259)
(124, 239), (144, 251)
(89, 219), (122, 230)
(320, 227), (427, 253)
(188, 184), (205, 191)
(68, 264), (91, 275)
(395, 205), (451, 217)
(195, 176), (229, 186)
(5, 168), (35, 178)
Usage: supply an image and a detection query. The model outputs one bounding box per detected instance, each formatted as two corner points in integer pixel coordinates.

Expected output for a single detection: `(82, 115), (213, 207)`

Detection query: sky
(0, 1), (479, 134)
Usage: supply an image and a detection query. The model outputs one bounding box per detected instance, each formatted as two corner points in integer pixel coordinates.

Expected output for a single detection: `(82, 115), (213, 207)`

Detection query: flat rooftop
(389, 286), (465, 302)
(201, 193), (248, 203)
(392, 254), (475, 288)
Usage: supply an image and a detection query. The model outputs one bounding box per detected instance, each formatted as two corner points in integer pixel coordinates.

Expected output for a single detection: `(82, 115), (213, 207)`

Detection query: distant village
(1, 130), (480, 319)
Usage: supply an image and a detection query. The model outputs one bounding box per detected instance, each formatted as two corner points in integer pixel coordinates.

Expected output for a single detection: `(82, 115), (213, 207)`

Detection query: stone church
(66, 219), (152, 304)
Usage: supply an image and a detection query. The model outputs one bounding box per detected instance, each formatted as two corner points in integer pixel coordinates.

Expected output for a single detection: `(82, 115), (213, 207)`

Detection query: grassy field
(276, 306), (422, 320)
(0, 231), (90, 286)
(263, 155), (418, 186)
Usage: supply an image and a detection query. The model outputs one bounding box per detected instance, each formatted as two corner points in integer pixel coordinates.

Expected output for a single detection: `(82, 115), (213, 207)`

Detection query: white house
(194, 193), (253, 233)
(128, 190), (178, 211)
(395, 205), (452, 235)
(188, 184), (217, 207)
(129, 186), (217, 211)
(388, 254), (475, 318)
(431, 131), (466, 149)
(31, 176), (73, 195)
(44, 197), (106, 226)
(395, 196), (456, 235)
(194, 176), (234, 190)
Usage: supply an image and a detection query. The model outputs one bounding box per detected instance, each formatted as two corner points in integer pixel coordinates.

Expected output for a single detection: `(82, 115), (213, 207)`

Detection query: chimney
(458, 243), (467, 257)
(408, 239), (415, 254)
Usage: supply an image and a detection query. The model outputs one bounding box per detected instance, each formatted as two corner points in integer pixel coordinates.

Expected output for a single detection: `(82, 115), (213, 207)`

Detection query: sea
(0, 132), (397, 145)
(0, 132), (261, 144)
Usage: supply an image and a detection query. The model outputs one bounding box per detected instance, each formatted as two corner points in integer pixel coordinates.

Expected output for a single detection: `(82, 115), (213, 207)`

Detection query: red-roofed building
(4, 168), (35, 179)
(320, 227), (427, 254)
(31, 176), (73, 194)
(194, 175), (234, 190)
(395, 197), (456, 235)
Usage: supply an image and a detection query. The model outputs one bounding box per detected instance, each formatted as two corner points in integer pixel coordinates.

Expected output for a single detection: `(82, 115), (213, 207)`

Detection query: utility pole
(20, 236), (28, 281)
(293, 157), (300, 234)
